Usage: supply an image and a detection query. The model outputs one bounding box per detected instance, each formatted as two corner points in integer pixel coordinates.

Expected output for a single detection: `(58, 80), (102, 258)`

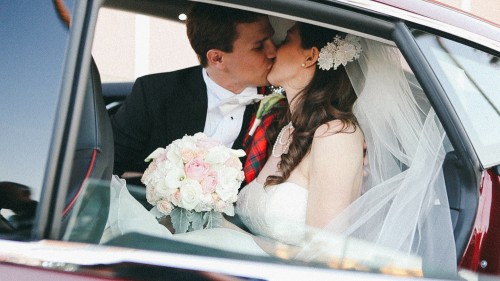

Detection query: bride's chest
(288, 152), (310, 188)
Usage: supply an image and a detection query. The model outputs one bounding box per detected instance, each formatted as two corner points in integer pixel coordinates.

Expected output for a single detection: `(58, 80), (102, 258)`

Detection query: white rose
(166, 143), (183, 165)
(195, 193), (215, 212)
(179, 178), (203, 210)
(193, 132), (207, 140)
(180, 135), (198, 151)
(215, 167), (240, 202)
(156, 167), (184, 197)
(144, 147), (166, 162)
(231, 149), (246, 158)
(204, 146), (231, 164)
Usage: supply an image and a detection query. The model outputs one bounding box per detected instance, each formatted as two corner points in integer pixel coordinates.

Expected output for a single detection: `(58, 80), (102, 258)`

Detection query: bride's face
(267, 25), (310, 92)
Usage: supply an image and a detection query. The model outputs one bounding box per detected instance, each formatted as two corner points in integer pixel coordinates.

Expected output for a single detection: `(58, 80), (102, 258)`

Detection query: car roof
(368, 0), (500, 45)
(102, 0), (500, 52)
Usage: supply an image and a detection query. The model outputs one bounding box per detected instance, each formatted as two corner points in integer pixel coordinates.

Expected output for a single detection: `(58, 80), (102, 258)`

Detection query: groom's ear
(206, 49), (225, 69)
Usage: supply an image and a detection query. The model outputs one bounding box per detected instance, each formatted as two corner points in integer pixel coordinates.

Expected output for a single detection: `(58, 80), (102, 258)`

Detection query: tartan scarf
(242, 112), (276, 184)
(242, 97), (287, 184)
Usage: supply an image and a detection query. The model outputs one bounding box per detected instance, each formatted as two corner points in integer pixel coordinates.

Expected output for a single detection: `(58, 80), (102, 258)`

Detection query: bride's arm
(222, 216), (248, 233)
(222, 217), (283, 255)
(306, 120), (365, 228)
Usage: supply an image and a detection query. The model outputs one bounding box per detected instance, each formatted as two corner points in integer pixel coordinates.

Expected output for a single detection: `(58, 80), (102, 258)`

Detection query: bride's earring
(301, 63), (306, 68)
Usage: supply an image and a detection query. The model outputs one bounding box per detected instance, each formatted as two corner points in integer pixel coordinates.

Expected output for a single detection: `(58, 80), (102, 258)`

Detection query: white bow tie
(219, 93), (264, 115)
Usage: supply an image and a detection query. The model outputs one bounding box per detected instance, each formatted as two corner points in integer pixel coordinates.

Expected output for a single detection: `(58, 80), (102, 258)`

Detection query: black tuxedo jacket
(111, 65), (256, 176)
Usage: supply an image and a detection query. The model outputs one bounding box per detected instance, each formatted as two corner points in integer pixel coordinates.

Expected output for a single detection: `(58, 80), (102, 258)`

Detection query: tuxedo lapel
(182, 66), (207, 134)
(232, 103), (257, 150)
(163, 66), (207, 139)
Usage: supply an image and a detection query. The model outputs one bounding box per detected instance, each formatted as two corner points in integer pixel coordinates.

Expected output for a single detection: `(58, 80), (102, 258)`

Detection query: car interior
(62, 58), (113, 243)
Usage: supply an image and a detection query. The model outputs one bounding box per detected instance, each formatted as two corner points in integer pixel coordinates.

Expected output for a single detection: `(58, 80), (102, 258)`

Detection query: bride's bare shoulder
(314, 119), (361, 138)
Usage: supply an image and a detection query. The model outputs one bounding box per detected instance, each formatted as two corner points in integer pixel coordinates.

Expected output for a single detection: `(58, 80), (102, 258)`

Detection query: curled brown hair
(186, 3), (265, 67)
(265, 23), (359, 186)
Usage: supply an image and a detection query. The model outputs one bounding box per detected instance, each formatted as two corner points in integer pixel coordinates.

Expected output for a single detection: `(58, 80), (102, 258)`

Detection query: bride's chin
(266, 75), (278, 87)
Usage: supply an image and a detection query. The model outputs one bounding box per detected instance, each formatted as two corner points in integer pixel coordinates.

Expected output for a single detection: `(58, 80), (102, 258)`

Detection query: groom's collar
(202, 68), (258, 101)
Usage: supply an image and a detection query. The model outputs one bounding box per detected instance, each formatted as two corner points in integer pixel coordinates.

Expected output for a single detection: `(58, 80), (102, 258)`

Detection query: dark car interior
(61, 58), (114, 243)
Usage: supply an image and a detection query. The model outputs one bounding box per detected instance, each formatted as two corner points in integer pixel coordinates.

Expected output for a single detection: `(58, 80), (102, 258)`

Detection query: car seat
(61, 58), (114, 243)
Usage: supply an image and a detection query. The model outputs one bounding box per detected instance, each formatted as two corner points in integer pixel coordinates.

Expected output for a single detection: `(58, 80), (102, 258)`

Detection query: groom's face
(222, 16), (276, 90)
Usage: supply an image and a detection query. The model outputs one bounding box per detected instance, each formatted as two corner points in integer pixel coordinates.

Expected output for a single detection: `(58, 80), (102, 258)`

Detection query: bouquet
(141, 133), (246, 233)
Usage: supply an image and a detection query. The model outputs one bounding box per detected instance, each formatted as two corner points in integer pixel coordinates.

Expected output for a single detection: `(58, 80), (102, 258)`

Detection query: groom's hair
(186, 3), (264, 67)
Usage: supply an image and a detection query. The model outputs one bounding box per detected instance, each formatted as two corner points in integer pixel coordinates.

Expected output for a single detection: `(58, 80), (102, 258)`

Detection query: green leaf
(204, 211), (223, 229)
(256, 93), (285, 119)
(170, 207), (190, 233)
(190, 212), (204, 231)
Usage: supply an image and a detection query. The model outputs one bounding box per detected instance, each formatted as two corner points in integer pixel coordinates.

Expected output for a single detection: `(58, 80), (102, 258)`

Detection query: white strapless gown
(101, 176), (308, 256)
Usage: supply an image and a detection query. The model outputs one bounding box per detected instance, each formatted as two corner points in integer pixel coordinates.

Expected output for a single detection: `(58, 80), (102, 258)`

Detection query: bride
(103, 22), (457, 277)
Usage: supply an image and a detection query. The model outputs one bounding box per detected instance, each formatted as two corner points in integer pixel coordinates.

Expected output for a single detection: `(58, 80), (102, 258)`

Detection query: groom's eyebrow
(259, 25), (274, 40)
(255, 30), (275, 45)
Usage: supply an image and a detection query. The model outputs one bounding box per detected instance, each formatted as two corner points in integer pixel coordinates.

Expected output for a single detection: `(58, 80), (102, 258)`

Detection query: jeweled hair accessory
(317, 34), (362, 71)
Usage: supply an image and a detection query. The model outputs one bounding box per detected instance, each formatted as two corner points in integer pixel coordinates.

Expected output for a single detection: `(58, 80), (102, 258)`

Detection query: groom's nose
(264, 39), (277, 59)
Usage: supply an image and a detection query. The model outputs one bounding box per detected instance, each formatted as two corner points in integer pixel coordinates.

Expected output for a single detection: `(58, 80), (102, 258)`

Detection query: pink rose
(171, 189), (181, 205)
(145, 186), (158, 204)
(141, 162), (157, 184)
(201, 171), (218, 194)
(156, 199), (173, 215)
(185, 157), (210, 181)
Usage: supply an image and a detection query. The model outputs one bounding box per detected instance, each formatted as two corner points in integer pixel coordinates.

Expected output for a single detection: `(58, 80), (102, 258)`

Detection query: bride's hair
(266, 23), (358, 186)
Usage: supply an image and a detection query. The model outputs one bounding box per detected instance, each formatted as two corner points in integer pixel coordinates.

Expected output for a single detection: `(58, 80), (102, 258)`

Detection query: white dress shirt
(202, 68), (260, 148)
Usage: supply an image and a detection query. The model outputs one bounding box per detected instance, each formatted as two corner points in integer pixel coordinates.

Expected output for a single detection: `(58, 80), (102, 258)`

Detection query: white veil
(296, 38), (457, 277)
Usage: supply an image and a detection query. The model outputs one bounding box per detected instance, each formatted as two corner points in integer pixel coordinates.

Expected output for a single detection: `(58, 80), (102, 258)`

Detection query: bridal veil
(297, 37), (457, 277)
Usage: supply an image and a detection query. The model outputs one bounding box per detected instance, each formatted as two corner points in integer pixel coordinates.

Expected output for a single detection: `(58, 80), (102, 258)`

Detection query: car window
(0, 2), (74, 215)
(92, 7), (198, 83)
(65, 6), (453, 275)
(413, 31), (500, 167)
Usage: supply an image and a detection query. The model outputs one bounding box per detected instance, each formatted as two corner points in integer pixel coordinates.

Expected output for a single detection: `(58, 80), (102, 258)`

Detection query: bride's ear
(302, 47), (319, 68)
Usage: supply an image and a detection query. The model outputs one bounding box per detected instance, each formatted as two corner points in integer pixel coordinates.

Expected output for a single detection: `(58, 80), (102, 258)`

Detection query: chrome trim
(333, 0), (500, 51)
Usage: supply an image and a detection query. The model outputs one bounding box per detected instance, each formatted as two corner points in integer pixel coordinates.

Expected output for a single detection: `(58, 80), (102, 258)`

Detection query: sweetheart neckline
(249, 180), (308, 193)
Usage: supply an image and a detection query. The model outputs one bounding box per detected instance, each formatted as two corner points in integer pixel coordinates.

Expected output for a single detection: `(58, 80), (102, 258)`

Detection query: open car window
(413, 31), (500, 168)
(64, 10), (456, 274)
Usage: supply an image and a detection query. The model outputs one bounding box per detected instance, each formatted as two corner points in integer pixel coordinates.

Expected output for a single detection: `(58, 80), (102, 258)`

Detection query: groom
(111, 3), (277, 183)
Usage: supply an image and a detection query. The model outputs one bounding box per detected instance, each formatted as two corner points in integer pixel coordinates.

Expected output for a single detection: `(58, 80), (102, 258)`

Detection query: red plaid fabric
(243, 93), (288, 184)
(242, 112), (277, 184)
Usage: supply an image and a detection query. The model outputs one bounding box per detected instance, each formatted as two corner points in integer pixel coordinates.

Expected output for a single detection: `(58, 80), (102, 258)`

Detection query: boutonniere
(248, 86), (286, 136)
